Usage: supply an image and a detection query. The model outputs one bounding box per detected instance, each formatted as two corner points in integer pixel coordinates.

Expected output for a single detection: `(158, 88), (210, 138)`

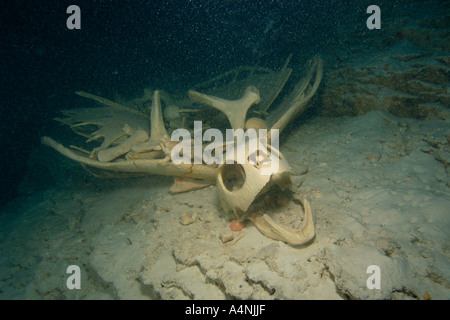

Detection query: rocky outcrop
(320, 7), (449, 120)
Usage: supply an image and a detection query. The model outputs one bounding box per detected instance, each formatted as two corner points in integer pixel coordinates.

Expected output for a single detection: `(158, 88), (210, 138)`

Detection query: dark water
(0, 0), (447, 206)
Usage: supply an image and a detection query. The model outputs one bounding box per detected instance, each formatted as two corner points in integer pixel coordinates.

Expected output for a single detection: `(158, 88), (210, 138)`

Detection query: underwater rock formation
(321, 15), (449, 120)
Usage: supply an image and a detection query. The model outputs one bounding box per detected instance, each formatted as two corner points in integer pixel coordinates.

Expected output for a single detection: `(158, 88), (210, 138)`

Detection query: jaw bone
(252, 195), (315, 246)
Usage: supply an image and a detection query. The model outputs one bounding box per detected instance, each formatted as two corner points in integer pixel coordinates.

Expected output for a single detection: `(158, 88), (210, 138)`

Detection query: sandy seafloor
(0, 109), (449, 300)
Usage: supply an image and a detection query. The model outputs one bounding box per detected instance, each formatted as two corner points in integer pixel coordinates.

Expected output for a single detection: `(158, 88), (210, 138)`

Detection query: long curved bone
(41, 136), (218, 180)
(251, 195), (315, 246)
(188, 86), (261, 130)
(269, 57), (323, 135)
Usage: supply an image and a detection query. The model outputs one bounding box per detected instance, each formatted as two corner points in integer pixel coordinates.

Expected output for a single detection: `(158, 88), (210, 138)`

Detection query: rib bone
(269, 57), (323, 134)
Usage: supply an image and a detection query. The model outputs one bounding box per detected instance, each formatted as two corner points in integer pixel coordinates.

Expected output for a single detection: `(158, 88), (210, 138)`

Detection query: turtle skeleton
(42, 56), (323, 246)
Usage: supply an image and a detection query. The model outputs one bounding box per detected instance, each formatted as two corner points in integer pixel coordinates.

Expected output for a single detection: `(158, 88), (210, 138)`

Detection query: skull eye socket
(219, 162), (246, 192)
